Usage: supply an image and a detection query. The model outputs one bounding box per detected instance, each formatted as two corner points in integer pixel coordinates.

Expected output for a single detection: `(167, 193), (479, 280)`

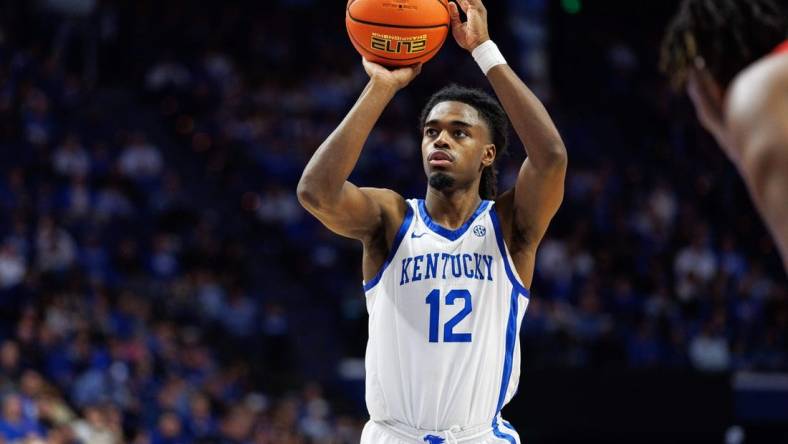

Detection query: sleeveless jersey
(362, 198), (530, 433)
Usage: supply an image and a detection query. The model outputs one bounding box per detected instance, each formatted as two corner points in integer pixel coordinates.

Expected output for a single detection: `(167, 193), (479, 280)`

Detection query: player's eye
(453, 130), (467, 138)
(425, 128), (438, 137)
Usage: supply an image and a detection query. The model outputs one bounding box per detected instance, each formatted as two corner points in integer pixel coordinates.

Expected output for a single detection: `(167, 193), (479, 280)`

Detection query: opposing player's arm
(297, 61), (420, 241)
(725, 59), (788, 268)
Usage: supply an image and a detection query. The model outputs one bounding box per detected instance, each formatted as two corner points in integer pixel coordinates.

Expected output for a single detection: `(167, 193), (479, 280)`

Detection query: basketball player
(662, 0), (788, 270)
(298, 0), (566, 442)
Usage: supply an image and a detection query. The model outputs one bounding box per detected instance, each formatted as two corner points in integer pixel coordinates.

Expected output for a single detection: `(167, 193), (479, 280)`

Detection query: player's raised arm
(449, 0), (567, 247)
(297, 60), (420, 241)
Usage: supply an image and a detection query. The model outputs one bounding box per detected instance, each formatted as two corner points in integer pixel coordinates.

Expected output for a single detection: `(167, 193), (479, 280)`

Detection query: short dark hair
(661, 0), (788, 90)
(419, 84), (509, 200)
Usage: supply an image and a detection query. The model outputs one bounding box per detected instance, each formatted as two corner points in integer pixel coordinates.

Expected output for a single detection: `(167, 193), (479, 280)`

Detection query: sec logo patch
(473, 225), (486, 237)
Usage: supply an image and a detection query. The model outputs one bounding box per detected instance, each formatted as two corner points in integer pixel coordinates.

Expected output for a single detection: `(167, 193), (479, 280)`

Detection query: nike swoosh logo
(411, 232), (427, 239)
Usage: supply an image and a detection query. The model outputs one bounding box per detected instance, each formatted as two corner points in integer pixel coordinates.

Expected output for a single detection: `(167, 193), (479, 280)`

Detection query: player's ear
(482, 143), (495, 168)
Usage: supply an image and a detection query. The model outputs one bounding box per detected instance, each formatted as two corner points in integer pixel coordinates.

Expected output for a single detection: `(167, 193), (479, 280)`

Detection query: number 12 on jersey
(425, 289), (473, 343)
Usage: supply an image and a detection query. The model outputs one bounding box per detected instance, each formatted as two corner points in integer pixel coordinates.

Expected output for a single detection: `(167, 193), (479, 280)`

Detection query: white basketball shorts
(360, 417), (521, 444)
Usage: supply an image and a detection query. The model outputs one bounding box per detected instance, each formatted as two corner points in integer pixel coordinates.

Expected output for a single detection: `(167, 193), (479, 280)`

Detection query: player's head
(418, 85), (509, 200)
(661, 0), (788, 91)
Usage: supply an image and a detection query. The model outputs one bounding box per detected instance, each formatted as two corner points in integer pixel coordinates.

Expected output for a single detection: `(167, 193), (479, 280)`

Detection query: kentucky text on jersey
(399, 253), (494, 285)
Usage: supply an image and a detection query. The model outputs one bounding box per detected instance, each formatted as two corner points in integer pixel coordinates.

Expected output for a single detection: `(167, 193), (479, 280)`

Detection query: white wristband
(472, 40), (507, 75)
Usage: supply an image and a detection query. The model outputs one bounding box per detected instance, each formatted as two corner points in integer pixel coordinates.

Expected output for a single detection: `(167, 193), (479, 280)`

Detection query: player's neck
(424, 187), (483, 230)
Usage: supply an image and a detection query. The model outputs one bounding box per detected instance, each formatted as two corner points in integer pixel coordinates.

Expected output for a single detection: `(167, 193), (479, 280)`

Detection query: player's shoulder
(492, 188), (520, 243)
(357, 188), (410, 254)
(358, 187), (409, 221)
(493, 189), (514, 221)
(725, 52), (788, 130)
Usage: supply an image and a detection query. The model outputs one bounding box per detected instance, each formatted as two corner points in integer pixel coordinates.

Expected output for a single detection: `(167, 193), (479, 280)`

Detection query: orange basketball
(346, 0), (450, 67)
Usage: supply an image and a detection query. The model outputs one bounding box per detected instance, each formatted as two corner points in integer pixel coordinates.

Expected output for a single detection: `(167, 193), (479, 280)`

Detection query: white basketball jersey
(363, 198), (530, 432)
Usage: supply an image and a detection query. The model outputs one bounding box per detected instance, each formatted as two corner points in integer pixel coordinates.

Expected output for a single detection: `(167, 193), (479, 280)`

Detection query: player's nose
(433, 131), (451, 148)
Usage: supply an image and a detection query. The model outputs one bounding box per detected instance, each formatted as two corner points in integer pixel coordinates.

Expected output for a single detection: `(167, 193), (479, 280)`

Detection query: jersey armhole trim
(362, 203), (415, 292)
(488, 206), (530, 297)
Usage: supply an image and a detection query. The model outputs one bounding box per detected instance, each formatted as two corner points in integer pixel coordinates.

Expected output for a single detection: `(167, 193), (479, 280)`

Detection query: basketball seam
(347, 0), (449, 15)
(436, 0), (449, 16)
(347, 0), (450, 29)
(348, 15), (449, 30)
(347, 27), (446, 61)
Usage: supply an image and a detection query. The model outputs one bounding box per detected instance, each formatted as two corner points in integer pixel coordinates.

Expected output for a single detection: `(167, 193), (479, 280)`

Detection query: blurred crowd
(0, 0), (785, 443)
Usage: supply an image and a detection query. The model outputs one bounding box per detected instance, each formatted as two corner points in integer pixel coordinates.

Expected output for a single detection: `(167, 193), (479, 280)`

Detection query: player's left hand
(362, 58), (422, 92)
(449, 0), (490, 52)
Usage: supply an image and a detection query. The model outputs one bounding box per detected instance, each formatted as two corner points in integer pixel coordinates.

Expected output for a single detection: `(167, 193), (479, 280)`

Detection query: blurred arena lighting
(561, 0), (582, 14)
(42, 0), (96, 16)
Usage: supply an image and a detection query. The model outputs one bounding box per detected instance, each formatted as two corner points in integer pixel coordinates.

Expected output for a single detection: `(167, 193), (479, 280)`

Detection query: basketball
(346, 0), (450, 67)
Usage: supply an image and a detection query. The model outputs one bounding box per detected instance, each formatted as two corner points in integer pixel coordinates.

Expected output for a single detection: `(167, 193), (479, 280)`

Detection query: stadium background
(0, 0), (786, 442)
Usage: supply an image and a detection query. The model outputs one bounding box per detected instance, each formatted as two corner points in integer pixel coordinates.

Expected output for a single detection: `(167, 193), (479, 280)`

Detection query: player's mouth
(428, 150), (454, 167)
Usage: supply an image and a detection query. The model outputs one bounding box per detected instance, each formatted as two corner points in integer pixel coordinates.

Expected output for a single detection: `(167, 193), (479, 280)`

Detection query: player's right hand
(449, 0), (490, 52)
(362, 58), (422, 92)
